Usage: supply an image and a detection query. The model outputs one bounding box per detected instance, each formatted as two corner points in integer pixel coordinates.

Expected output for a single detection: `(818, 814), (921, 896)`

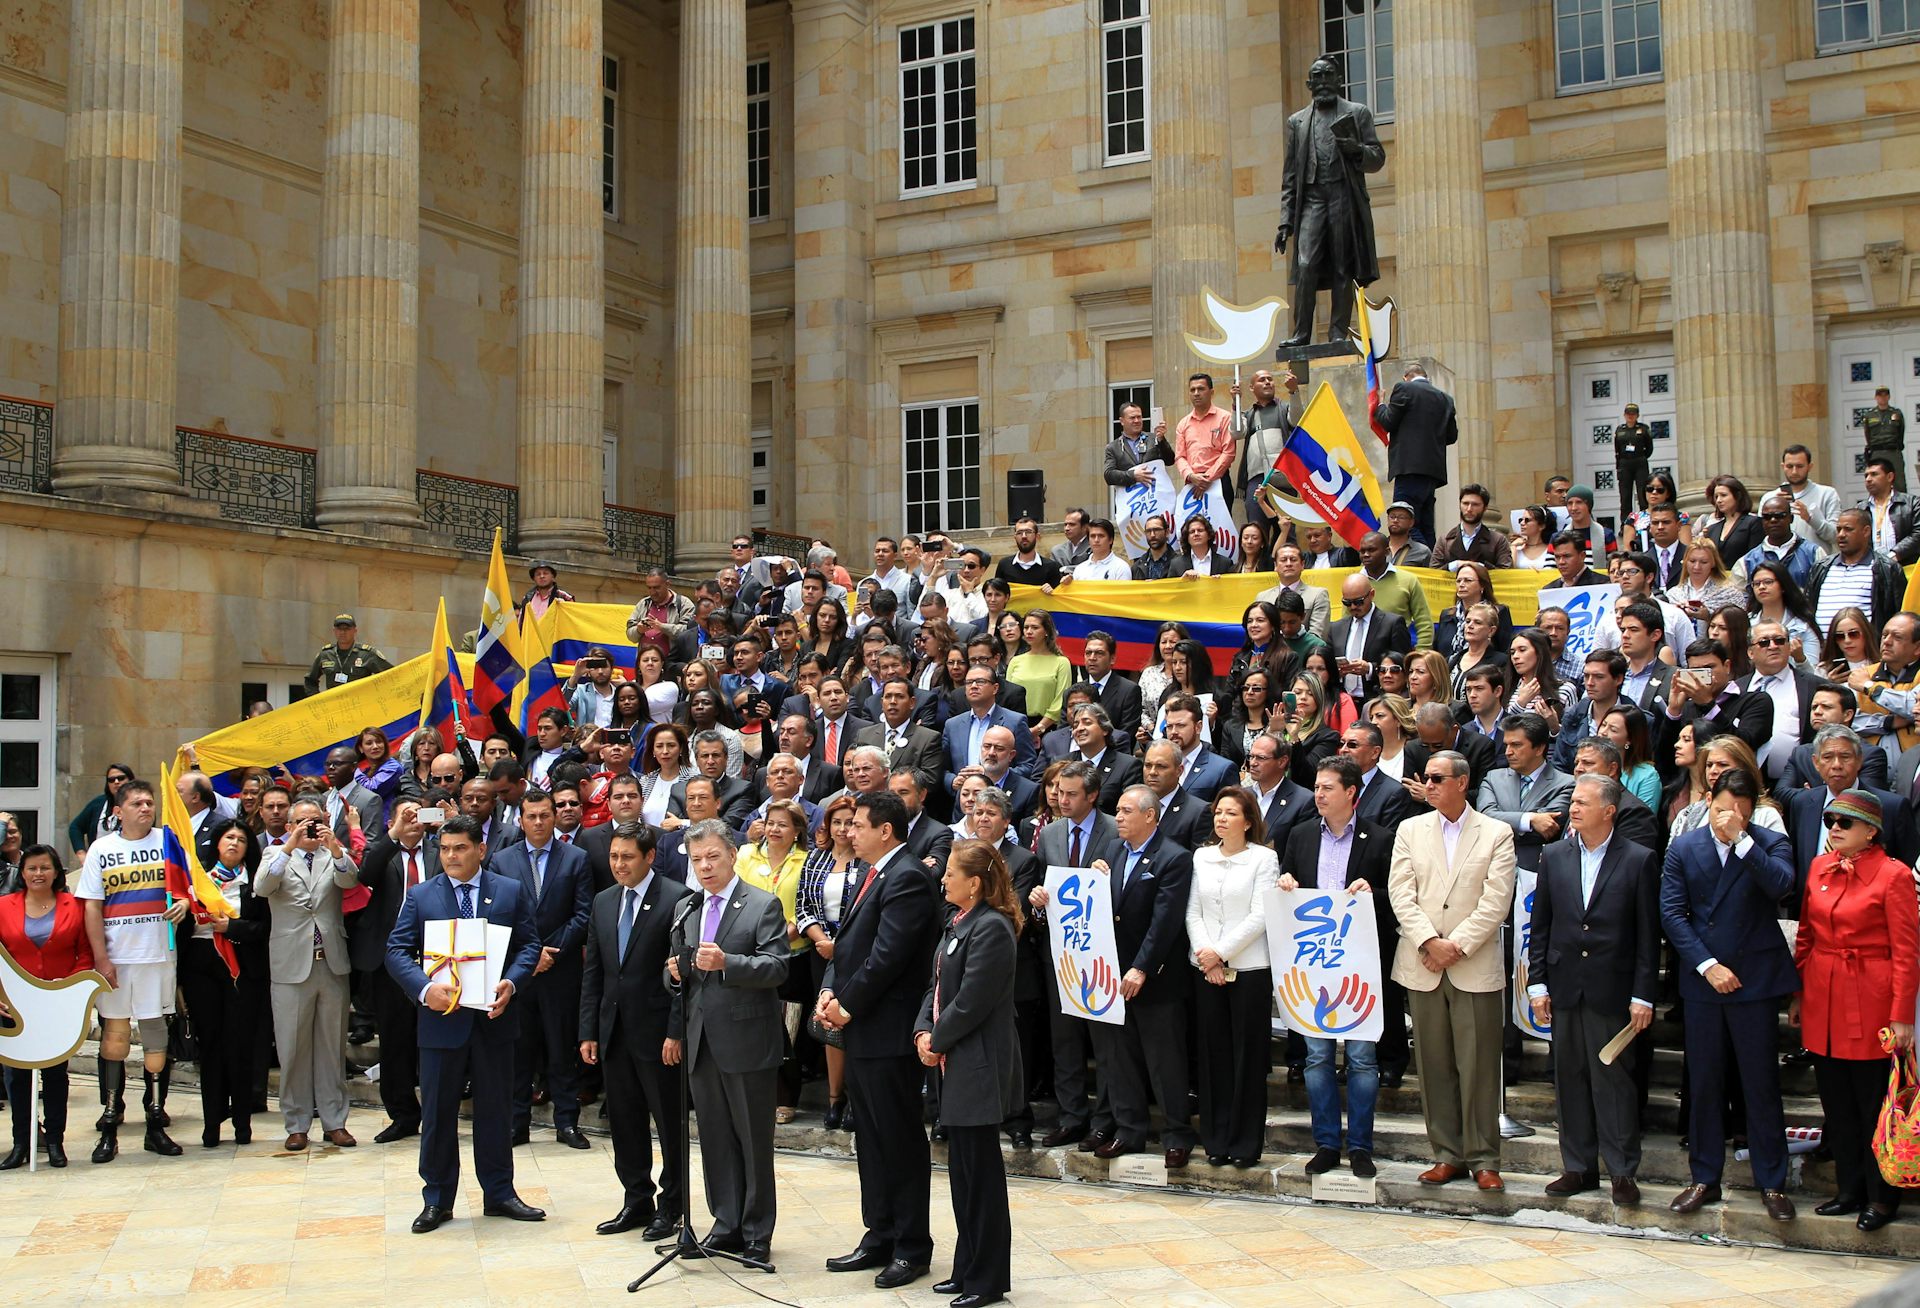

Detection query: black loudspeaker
(1007, 468), (1044, 523)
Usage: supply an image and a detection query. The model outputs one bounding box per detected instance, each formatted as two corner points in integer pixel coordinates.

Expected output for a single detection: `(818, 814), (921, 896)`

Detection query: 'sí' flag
(159, 762), (238, 980)
(1276, 381), (1387, 549)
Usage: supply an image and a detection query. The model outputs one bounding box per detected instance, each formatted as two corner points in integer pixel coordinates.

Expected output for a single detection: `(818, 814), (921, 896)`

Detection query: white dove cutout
(0, 942), (108, 1070)
(1184, 288), (1287, 366)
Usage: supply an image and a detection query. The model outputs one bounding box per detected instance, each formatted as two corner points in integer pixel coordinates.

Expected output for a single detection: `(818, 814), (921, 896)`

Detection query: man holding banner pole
(1527, 773), (1658, 1206)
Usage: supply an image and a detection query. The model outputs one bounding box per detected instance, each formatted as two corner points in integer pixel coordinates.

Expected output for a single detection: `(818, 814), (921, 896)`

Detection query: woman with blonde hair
(1667, 735), (1785, 846)
(1404, 648), (1454, 713)
(1667, 538), (1745, 640)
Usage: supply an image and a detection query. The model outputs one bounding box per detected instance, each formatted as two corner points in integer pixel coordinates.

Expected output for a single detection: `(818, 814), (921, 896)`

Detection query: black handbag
(165, 1012), (200, 1063)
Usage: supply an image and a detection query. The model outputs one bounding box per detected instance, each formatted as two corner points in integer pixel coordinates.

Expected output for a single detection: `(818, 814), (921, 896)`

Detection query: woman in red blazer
(1793, 790), (1920, 1233)
(0, 844), (94, 1169)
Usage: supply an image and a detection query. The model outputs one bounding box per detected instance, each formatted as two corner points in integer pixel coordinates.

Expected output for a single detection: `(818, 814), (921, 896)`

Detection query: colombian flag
(512, 605), (570, 733)
(159, 761), (239, 979)
(419, 597), (472, 753)
(1353, 286), (1392, 447)
(1277, 381), (1387, 550)
(472, 528), (523, 715)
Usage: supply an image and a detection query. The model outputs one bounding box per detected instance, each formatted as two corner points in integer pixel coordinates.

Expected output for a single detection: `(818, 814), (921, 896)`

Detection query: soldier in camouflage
(304, 614), (393, 694)
(1862, 385), (1906, 493)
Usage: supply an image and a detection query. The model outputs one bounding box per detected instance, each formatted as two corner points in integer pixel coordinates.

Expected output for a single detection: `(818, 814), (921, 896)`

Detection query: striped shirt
(1813, 557), (1878, 634)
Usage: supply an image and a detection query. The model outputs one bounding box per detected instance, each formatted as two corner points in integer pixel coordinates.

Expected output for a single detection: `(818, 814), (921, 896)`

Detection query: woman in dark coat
(916, 839), (1023, 1308)
(177, 818), (273, 1147)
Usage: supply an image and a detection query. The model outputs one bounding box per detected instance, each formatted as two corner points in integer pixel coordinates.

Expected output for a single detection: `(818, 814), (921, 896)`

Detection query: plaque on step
(1108, 1155), (1169, 1187)
(1311, 1171), (1378, 1204)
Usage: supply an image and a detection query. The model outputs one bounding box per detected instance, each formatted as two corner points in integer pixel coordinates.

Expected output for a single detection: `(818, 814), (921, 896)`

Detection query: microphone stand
(630, 922), (770, 1291)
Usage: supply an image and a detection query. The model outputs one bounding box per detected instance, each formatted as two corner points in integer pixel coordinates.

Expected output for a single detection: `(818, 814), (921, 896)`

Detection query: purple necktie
(702, 893), (724, 943)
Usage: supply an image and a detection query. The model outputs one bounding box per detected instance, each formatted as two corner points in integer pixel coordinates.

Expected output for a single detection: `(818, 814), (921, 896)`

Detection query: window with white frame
(1554, 0), (1661, 93)
(0, 657), (55, 852)
(602, 56), (620, 219)
(1101, 0), (1150, 163)
(1109, 381), (1154, 442)
(902, 399), (981, 533)
(747, 58), (772, 221)
(240, 665), (311, 719)
(899, 17), (978, 195)
(1816, 0), (1920, 52)
(1322, 0), (1394, 119)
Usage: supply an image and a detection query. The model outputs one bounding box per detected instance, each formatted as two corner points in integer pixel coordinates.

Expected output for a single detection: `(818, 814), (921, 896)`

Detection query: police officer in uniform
(1614, 403), (1654, 524)
(1863, 385), (1907, 493)
(305, 614), (393, 694)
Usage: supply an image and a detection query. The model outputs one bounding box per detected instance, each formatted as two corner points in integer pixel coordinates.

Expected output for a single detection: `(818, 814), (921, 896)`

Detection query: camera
(415, 806), (444, 825)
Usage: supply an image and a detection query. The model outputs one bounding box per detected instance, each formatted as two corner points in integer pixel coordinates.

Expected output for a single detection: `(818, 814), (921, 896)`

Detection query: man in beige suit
(256, 798), (362, 1151)
(1387, 749), (1517, 1191)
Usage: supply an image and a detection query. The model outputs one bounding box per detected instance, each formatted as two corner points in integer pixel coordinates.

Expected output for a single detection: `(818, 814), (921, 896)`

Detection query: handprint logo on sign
(1057, 951), (1119, 1018)
(1277, 968), (1378, 1036)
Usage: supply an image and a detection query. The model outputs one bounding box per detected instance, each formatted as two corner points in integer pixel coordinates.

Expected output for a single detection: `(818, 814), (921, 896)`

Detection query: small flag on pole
(1276, 381), (1387, 549)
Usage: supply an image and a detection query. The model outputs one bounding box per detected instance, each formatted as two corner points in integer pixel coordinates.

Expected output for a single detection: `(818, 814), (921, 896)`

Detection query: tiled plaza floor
(0, 1117), (1903, 1306)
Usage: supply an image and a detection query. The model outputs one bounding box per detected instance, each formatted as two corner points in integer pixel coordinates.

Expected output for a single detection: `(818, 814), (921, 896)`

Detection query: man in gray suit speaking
(665, 820), (789, 1269)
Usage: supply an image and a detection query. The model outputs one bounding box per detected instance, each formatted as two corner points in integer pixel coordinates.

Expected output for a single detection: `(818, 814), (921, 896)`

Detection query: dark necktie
(1069, 823), (1083, 867)
(617, 887), (638, 959)
(458, 884), (474, 919)
(404, 848), (421, 888)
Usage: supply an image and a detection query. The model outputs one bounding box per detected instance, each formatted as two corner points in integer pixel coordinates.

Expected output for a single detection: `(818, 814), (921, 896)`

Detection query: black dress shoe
(1287, 1064), (1304, 1084)
(874, 1258), (929, 1289)
(1009, 1130), (1033, 1150)
(952, 1294), (1006, 1308)
(1038, 1125), (1081, 1148)
(374, 1119), (420, 1144)
(1206, 1153), (1230, 1167)
(1858, 1205), (1898, 1233)
(1348, 1150), (1375, 1179)
(0, 1145), (25, 1170)
(1381, 1069), (1405, 1089)
(825, 1246), (892, 1272)
(1816, 1197), (1862, 1217)
(483, 1197), (547, 1221)
(642, 1214), (680, 1241)
(686, 1233), (745, 1259)
(824, 1099), (847, 1131)
(931, 1122), (948, 1143)
(1304, 1146), (1341, 1175)
(411, 1206), (454, 1234)
(556, 1126), (591, 1150)
(45, 1139), (67, 1168)
(934, 1279), (963, 1294)
(742, 1244), (774, 1271)
(597, 1206), (651, 1235)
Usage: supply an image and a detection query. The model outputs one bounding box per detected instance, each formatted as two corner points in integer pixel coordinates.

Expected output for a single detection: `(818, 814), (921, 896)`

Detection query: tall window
(1555, 0), (1661, 92)
(1816, 0), (1920, 51)
(899, 17), (978, 195)
(602, 56), (620, 218)
(902, 400), (981, 532)
(1323, 0), (1394, 119)
(747, 58), (772, 221)
(1109, 382), (1154, 442)
(1101, 0), (1150, 163)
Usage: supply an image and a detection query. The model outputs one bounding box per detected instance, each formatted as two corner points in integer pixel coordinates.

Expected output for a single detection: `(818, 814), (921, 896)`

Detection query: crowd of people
(6, 426), (1920, 1304)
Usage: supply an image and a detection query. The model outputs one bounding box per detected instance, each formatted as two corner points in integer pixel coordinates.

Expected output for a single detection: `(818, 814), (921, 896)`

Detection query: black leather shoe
(1348, 1150), (1376, 1179)
(874, 1258), (929, 1289)
(1038, 1125), (1082, 1148)
(952, 1295), (1006, 1308)
(1858, 1205), (1898, 1233)
(933, 1279), (963, 1294)
(556, 1126), (591, 1150)
(1816, 1197), (1862, 1217)
(483, 1197), (547, 1221)
(685, 1233), (744, 1260)
(1304, 1146), (1341, 1175)
(411, 1205), (454, 1234)
(641, 1214), (679, 1241)
(0, 1145), (25, 1170)
(825, 1246), (891, 1273)
(1381, 1069), (1405, 1089)
(45, 1139), (66, 1168)
(1206, 1154), (1230, 1167)
(597, 1206), (650, 1235)
(373, 1119), (419, 1144)
(930, 1122), (948, 1143)
(742, 1244), (774, 1271)
(510, 1125), (531, 1147)
(1009, 1130), (1032, 1149)
(824, 1099), (847, 1131)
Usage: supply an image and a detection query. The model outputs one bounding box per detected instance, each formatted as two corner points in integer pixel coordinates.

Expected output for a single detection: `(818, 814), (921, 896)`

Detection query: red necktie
(826, 718), (840, 759)
(405, 848), (421, 889)
(853, 860), (881, 906)
(1069, 824), (1083, 867)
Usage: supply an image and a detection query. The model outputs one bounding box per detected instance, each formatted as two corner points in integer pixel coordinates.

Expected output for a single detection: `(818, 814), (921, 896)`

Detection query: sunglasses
(1822, 814), (1861, 830)
(1753, 636), (1790, 648)
(429, 772), (460, 782)
(1421, 772), (1456, 784)
(1341, 599), (1370, 609)
(1759, 512), (1789, 521)
(553, 799), (583, 809)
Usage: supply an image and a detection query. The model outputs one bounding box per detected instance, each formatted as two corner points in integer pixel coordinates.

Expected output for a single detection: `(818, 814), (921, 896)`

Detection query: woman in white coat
(1186, 787), (1280, 1167)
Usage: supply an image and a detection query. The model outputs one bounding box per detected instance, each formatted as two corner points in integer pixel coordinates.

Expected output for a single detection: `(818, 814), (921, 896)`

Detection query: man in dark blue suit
(1159, 695), (1235, 802)
(492, 790), (595, 1148)
(1659, 772), (1799, 1221)
(816, 792), (943, 1290)
(1784, 723), (1916, 906)
(386, 815), (545, 1233)
(942, 664), (1035, 791)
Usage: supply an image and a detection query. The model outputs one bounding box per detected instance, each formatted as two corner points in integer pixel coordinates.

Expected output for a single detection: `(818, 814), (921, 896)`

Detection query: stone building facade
(2, 0), (1920, 842)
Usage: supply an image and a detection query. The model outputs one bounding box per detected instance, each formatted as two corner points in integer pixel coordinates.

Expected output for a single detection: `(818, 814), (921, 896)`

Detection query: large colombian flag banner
(1011, 568), (1559, 675)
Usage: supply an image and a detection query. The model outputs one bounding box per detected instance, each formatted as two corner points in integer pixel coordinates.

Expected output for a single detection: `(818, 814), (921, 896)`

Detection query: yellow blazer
(1386, 808), (1516, 994)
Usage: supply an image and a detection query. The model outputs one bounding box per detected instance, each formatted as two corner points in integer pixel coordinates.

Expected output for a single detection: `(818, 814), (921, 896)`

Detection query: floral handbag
(1872, 1030), (1920, 1187)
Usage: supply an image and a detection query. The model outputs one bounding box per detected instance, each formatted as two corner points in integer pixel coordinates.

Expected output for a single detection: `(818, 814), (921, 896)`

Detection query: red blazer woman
(0, 891), (93, 980)
(1796, 846), (1920, 1060)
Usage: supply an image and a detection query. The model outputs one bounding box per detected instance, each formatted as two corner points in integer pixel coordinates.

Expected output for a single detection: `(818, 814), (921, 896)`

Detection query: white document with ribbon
(424, 918), (511, 1011)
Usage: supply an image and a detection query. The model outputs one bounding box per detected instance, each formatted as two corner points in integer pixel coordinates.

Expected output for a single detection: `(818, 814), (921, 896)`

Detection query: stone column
(1665, 0), (1777, 494)
(314, 0), (422, 531)
(1393, 1), (1495, 492)
(1148, 0), (1234, 428)
(52, 0), (185, 498)
(791, 0), (870, 545)
(515, 0), (607, 556)
(671, 0), (750, 576)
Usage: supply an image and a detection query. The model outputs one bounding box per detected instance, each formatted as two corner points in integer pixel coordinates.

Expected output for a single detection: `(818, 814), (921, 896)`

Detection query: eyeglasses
(1752, 636), (1790, 648)
(960, 561), (980, 571)
(1839, 629), (1866, 641)
(1759, 512), (1790, 521)
(1421, 771), (1457, 784)
(1341, 598), (1370, 609)
(731, 542), (753, 550)
(1822, 814), (1859, 830)
(429, 772), (460, 782)
(553, 799), (583, 809)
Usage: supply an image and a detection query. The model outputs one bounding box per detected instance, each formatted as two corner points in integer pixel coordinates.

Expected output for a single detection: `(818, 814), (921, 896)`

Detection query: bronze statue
(1274, 55), (1385, 349)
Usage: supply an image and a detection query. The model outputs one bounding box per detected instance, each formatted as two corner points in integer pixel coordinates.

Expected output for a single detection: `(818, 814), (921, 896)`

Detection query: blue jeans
(1304, 1037), (1377, 1154)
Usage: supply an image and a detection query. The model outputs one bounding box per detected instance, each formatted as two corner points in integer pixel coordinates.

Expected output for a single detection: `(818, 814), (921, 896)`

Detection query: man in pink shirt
(1175, 372), (1235, 510)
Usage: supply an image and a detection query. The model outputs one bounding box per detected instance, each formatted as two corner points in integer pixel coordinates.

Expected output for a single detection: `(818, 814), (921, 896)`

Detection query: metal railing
(177, 427), (317, 527)
(605, 503), (675, 571)
(0, 396), (54, 493)
(418, 470), (518, 554)
(753, 528), (811, 561)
